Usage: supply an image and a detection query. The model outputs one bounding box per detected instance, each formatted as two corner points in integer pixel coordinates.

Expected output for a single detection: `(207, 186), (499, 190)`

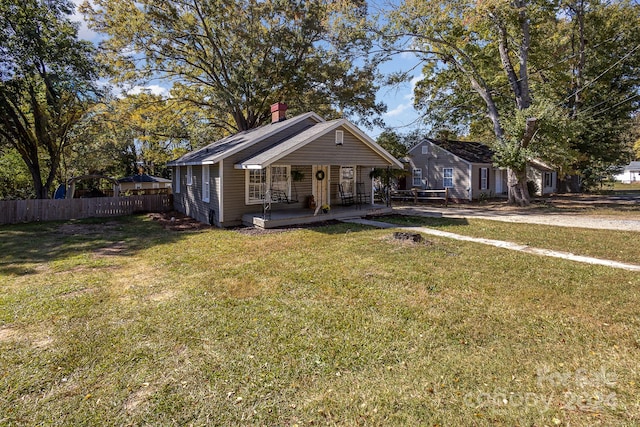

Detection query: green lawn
(381, 215), (640, 265)
(1, 216), (639, 426)
(598, 181), (640, 193)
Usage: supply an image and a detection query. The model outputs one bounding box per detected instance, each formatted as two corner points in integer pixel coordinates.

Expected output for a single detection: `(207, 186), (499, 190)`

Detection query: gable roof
(425, 138), (494, 164)
(235, 118), (404, 169)
(118, 174), (171, 183)
(624, 161), (640, 171)
(167, 112), (324, 167)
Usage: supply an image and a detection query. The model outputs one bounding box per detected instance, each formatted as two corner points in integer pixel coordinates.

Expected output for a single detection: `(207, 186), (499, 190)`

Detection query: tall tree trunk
(507, 168), (530, 206)
(492, 2), (534, 206)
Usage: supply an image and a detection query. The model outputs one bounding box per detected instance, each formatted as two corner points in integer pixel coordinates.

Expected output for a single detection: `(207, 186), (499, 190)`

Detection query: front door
(312, 165), (330, 208)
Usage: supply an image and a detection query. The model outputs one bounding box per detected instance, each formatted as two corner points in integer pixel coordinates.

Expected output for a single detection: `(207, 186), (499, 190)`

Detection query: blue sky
(70, 1), (427, 139)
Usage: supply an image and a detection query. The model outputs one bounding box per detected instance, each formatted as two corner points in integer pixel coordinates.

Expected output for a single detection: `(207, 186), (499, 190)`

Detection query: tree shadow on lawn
(293, 215), (470, 235)
(0, 214), (191, 276)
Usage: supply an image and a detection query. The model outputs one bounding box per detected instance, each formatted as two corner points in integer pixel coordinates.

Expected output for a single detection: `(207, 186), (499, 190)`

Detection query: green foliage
(494, 100), (574, 171)
(0, 148), (34, 200)
(65, 91), (216, 180)
(372, 130), (412, 201)
(375, 129), (411, 159)
(380, 0), (640, 197)
(81, 0), (384, 132)
(554, 0), (640, 184)
(0, 0), (99, 198)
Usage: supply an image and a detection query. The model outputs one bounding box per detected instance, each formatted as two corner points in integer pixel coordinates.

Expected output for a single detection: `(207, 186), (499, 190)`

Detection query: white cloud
(384, 103), (411, 118)
(126, 85), (170, 97)
(69, 0), (100, 42)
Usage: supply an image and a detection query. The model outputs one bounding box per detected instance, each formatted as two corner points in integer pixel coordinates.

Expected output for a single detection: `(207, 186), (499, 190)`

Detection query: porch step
(242, 205), (393, 229)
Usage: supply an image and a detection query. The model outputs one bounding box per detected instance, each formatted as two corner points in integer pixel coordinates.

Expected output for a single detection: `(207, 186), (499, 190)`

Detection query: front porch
(242, 203), (392, 229)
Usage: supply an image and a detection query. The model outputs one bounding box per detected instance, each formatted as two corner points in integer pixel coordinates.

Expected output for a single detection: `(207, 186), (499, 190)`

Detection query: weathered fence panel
(0, 195), (173, 225)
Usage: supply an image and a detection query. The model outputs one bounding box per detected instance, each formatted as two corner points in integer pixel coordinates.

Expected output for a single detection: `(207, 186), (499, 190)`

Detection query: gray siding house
(407, 138), (557, 200)
(167, 104), (403, 228)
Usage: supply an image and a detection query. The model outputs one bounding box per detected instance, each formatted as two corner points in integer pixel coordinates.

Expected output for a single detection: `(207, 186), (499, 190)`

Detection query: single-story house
(118, 174), (172, 194)
(613, 161), (640, 183)
(406, 138), (557, 200)
(167, 103), (403, 228)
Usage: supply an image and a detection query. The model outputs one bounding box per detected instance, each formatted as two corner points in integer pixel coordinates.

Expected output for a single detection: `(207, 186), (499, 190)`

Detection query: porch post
(386, 166), (391, 207)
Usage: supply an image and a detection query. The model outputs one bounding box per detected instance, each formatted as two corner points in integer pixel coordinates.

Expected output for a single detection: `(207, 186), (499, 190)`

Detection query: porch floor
(242, 203), (392, 229)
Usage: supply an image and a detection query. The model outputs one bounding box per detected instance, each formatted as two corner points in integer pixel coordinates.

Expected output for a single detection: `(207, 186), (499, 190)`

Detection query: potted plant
(321, 204), (330, 214)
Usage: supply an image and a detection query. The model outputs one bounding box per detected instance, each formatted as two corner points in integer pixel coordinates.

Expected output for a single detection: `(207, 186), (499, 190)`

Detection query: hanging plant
(291, 170), (305, 182)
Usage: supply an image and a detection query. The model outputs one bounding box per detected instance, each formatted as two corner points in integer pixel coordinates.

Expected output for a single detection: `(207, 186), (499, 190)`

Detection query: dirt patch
(382, 233), (433, 247)
(149, 211), (345, 234)
(148, 211), (212, 231)
(147, 290), (175, 302)
(32, 336), (54, 348)
(93, 241), (128, 257)
(0, 327), (18, 342)
(124, 384), (155, 413)
(57, 222), (120, 236)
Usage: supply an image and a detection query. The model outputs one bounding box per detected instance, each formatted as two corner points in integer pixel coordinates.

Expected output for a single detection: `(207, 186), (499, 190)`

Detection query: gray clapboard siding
(279, 126), (394, 167)
(221, 118), (322, 226)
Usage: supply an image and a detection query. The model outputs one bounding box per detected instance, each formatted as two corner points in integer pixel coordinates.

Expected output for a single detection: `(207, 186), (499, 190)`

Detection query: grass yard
(381, 215), (640, 265)
(597, 181), (640, 193)
(433, 193), (640, 219)
(1, 215), (640, 426)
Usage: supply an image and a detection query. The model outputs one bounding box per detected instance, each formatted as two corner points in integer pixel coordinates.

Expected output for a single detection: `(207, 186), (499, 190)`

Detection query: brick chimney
(271, 102), (287, 123)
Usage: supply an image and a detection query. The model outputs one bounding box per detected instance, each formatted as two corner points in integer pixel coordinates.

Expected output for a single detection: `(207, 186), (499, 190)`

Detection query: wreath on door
(315, 170), (325, 181)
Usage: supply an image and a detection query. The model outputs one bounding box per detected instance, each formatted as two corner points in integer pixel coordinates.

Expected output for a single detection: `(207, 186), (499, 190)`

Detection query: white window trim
(246, 169), (266, 205)
(187, 165), (193, 186)
(175, 166), (181, 193)
(135, 183), (142, 190)
(443, 168), (453, 188)
(480, 167), (488, 190)
(245, 165), (291, 205)
(335, 130), (344, 145)
(202, 165), (210, 202)
(421, 145), (428, 155)
(339, 165), (355, 195)
(412, 168), (422, 187)
(270, 165), (291, 200)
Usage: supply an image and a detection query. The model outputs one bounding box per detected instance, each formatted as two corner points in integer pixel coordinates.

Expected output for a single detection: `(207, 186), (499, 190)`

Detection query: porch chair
(337, 183), (355, 206)
(356, 182), (371, 207)
(270, 189), (290, 204)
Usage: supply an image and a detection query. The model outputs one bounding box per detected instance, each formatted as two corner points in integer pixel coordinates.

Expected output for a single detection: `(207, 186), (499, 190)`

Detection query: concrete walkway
(393, 206), (640, 232)
(343, 218), (640, 272)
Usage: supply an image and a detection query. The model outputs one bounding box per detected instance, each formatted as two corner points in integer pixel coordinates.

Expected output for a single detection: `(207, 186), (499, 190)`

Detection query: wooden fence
(0, 195), (173, 225)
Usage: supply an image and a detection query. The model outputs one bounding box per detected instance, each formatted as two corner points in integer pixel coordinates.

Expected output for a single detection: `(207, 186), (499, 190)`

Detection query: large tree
(381, 0), (640, 203)
(0, 0), (99, 198)
(556, 0), (640, 189)
(67, 91), (221, 180)
(81, 0), (384, 133)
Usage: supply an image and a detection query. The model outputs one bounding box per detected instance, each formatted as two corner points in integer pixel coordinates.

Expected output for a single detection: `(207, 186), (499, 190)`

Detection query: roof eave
(169, 112), (325, 167)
